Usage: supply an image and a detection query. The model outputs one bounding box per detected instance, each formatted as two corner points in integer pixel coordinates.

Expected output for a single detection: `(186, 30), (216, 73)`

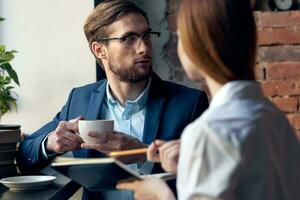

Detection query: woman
(117, 0), (300, 199)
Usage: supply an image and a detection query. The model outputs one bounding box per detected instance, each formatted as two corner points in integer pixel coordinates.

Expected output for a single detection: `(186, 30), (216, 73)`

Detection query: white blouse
(177, 81), (300, 200)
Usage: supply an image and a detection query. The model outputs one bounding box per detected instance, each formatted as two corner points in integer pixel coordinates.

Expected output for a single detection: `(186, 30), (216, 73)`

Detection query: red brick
(277, 81), (300, 96)
(258, 46), (300, 62)
(255, 65), (265, 80)
(256, 11), (300, 28)
(261, 80), (300, 97)
(257, 27), (300, 45)
(167, 13), (178, 32)
(266, 62), (300, 80)
(272, 97), (298, 113)
(254, 63), (265, 80)
(261, 81), (277, 97)
(299, 96), (300, 110)
(287, 114), (300, 130)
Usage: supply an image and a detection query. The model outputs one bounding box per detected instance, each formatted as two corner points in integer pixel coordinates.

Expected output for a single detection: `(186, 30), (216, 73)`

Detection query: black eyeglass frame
(97, 31), (161, 43)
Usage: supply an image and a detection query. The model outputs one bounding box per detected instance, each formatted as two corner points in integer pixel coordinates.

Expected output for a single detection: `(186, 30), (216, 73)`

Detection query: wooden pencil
(109, 148), (148, 157)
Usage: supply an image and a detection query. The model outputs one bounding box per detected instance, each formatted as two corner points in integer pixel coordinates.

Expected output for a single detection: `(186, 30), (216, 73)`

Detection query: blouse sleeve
(177, 122), (242, 200)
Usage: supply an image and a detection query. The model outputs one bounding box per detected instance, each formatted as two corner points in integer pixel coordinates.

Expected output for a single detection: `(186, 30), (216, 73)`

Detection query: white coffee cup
(78, 119), (114, 144)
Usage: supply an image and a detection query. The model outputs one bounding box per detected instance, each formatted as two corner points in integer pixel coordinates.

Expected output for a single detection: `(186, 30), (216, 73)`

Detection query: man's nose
(136, 38), (150, 54)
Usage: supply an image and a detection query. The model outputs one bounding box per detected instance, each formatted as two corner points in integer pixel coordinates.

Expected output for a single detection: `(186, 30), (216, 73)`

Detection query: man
(17, 0), (208, 199)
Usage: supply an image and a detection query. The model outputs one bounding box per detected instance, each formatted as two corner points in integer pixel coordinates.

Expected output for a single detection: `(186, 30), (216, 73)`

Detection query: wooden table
(0, 167), (81, 200)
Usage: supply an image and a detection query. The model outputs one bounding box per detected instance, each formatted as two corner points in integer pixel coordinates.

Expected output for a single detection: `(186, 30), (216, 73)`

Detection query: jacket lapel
(86, 80), (107, 120)
(143, 75), (166, 145)
(81, 80), (107, 158)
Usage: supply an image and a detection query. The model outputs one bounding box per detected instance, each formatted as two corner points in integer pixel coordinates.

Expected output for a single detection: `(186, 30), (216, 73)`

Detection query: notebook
(51, 156), (175, 191)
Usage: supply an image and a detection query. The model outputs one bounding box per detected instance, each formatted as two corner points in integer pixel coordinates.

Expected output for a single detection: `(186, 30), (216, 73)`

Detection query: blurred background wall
(0, 0), (95, 133)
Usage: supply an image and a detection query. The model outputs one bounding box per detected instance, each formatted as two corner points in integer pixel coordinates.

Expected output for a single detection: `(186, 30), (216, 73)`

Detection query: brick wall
(165, 1), (300, 138)
(257, 11), (300, 139)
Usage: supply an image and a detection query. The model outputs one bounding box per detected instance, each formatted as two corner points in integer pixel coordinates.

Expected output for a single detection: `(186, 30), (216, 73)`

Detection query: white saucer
(0, 175), (56, 191)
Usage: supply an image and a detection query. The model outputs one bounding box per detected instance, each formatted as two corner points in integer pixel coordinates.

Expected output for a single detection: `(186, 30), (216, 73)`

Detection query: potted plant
(0, 17), (20, 122)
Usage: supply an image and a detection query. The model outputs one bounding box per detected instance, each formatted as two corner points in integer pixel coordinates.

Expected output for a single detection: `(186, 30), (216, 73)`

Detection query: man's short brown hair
(84, 0), (149, 52)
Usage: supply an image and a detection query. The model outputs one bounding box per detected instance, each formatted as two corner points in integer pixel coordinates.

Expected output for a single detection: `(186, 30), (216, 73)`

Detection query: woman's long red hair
(178, 0), (257, 84)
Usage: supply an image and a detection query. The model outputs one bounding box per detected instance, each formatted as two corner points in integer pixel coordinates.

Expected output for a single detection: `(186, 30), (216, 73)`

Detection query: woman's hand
(147, 139), (180, 174)
(116, 178), (175, 200)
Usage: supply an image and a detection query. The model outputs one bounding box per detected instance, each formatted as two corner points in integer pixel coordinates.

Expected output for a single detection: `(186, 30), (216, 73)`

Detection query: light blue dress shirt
(100, 80), (154, 174)
(101, 80), (149, 143)
(99, 80), (154, 200)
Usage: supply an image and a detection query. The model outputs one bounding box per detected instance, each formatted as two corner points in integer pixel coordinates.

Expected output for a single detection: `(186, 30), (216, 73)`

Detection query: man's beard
(108, 57), (152, 83)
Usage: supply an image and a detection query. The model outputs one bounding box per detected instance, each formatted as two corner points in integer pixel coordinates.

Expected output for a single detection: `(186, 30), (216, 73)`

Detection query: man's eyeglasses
(98, 31), (161, 48)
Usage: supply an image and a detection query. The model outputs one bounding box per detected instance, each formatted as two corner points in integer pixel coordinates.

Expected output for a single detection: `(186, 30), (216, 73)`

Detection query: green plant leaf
(0, 17), (4, 21)
(0, 45), (5, 54)
(0, 63), (20, 85)
(4, 52), (14, 62)
(0, 27), (19, 116)
(0, 48), (17, 63)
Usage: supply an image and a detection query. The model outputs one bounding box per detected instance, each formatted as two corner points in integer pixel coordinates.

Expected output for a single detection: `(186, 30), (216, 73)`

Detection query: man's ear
(91, 41), (107, 60)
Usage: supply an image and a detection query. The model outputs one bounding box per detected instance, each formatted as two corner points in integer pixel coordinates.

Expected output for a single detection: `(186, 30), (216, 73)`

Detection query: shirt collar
(106, 79), (151, 117)
(209, 81), (264, 109)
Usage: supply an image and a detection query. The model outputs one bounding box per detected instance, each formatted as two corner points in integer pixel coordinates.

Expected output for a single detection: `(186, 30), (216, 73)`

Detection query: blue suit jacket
(17, 74), (208, 199)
